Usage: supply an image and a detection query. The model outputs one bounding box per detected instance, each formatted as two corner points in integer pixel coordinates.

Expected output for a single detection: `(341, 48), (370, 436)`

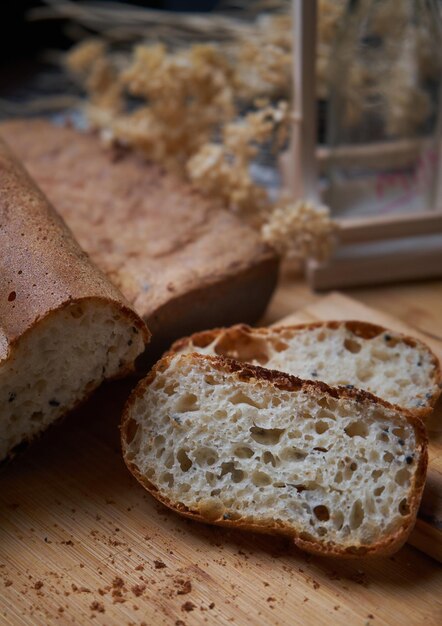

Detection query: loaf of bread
(0, 119), (279, 355)
(121, 353), (428, 558)
(0, 137), (150, 461)
(169, 321), (441, 416)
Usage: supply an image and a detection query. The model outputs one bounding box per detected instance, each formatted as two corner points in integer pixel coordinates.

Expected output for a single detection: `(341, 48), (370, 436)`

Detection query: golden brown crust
(167, 320), (442, 417)
(121, 353), (428, 558)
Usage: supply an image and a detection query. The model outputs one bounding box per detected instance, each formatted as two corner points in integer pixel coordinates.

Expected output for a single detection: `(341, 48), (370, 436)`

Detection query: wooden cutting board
(1, 293), (441, 626)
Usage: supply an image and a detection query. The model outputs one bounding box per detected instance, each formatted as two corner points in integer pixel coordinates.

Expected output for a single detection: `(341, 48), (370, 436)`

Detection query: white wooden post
(291, 0), (318, 202)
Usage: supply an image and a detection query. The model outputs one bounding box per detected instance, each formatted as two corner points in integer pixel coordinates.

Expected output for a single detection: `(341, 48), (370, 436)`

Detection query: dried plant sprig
(187, 103), (289, 216)
(261, 199), (337, 261)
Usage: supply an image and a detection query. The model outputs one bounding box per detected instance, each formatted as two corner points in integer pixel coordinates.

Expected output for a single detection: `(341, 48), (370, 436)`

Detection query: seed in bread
(121, 353), (427, 558)
(0, 137), (149, 460)
(169, 321), (441, 416)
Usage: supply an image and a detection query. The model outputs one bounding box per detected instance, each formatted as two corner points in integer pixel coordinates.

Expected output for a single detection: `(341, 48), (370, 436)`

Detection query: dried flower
(261, 199), (337, 261)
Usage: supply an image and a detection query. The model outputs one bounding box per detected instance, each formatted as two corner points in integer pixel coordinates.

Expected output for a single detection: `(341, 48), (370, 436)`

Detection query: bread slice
(169, 321), (442, 417)
(121, 353), (428, 558)
(0, 137), (150, 461)
(0, 119), (279, 355)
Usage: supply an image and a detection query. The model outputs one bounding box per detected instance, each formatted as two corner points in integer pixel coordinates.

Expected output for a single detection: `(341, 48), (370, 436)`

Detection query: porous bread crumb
(123, 353), (427, 556)
(0, 300), (144, 461)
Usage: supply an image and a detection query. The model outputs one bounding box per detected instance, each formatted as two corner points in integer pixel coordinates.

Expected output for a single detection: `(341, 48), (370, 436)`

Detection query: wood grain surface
(1, 286), (442, 626)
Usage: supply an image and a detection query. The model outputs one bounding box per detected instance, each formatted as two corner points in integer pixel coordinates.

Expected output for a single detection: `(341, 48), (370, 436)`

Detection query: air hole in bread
(204, 375), (216, 385)
(164, 452), (175, 469)
(175, 393), (199, 412)
(215, 334), (270, 365)
(252, 471), (271, 487)
(229, 391), (263, 409)
(314, 420), (329, 435)
(164, 382), (178, 396)
(219, 461), (235, 478)
(156, 447), (166, 459)
(250, 426), (285, 445)
(153, 435), (165, 448)
(313, 505), (330, 521)
(280, 447), (308, 462)
(383, 451), (394, 463)
(160, 472), (174, 487)
(392, 426), (407, 439)
(374, 486), (385, 496)
(206, 472), (216, 486)
(377, 432), (390, 443)
(395, 468), (410, 486)
(194, 447), (218, 467)
(344, 421), (369, 438)
(399, 498), (410, 516)
(334, 470), (343, 484)
(214, 409), (227, 420)
(177, 449), (192, 472)
(333, 510), (344, 530)
(287, 429), (302, 439)
(349, 500), (364, 529)
(372, 469), (383, 481)
(262, 451), (279, 467)
(344, 338), (362, 353)
(234, 445), (254, 459)
(232, 470), (246, 483)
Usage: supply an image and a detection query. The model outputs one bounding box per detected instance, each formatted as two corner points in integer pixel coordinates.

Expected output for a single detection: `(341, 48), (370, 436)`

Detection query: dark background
(1, 1), (219, 63)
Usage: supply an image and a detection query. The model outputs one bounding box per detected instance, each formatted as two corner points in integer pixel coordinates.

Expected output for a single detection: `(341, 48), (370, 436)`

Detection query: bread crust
(167, 320), (442, 417)
(0, 137), (150, 457)
(121, 353), (428, 558)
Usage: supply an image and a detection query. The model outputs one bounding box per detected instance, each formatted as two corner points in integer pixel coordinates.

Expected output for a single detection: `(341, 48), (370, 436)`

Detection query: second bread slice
(170, 321), (441, 416)
(122, 353), (427, 558)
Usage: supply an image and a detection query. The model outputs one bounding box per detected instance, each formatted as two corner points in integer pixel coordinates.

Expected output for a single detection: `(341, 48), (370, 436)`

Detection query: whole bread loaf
(169, 321), (442, 416)
(0, 138), (150, 460)
(121, 353), (428, 558)
(0, 119), (279, 355)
